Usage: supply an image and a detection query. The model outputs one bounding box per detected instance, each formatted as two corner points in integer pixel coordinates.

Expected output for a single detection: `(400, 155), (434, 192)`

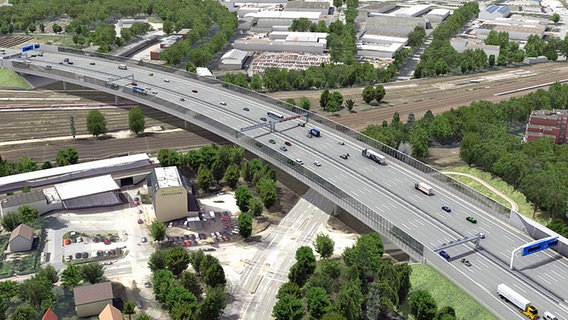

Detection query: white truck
(362, 149), (386, 165)
(414, 182), (433, 195)
(496, 284), (539, 319)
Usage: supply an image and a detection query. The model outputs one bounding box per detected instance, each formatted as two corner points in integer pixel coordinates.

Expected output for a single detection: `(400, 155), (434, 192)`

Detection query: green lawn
(0, 69), (32, 89)
(443, 166), (546, 224)
(401, 264), (497, 320)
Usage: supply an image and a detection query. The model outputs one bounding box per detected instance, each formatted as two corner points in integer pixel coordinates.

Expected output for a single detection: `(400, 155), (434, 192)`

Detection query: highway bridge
(2, 46), (568, 319)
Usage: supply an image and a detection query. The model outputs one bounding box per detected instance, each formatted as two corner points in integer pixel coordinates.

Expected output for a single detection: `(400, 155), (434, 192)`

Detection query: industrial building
(479, 5), (511, 20)
(147, 166), (200, 222)
(365, 15), (429, 37)
(284, 1), (330, 14)
(219, 49), (249, 70)
(393, 4), (431, 17)
(525, 109), (568, 144)
(476, 22), (545, 41)
(244, 11), (322, 33)
(425, 8), (451, 23)
(357, 34), (408, 58)
(450, 38), (500, 59)
(234, 31), (327, 53)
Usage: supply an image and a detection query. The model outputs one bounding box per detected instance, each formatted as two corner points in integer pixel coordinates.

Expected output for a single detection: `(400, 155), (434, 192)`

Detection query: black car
(75, 252), (82, 259)
(198, 233), (207, 240)
(442, 206), (451, 213)
(82, 252), (89, 259)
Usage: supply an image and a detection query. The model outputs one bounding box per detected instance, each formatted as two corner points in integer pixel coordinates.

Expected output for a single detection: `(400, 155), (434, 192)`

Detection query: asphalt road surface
(6, 52), (568, 319)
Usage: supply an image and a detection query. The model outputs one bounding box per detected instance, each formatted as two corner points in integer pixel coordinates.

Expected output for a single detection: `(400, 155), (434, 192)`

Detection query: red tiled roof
(42, 307), (58, 320)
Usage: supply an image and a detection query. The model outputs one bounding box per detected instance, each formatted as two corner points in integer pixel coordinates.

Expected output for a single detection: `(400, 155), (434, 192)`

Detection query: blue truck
(308, 128), (320, 137)
(132, 86), (146, 94)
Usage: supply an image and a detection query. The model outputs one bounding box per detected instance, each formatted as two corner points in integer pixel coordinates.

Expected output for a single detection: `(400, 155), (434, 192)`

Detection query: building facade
(147, 167), (200, 222)
(73, 282), (113, 318)
(8, 224), (34, 252)
(525, 109), (568, 144)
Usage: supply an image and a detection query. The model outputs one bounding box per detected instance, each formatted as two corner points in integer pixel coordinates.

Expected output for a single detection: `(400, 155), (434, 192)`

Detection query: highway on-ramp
(5, 51), (568, 319)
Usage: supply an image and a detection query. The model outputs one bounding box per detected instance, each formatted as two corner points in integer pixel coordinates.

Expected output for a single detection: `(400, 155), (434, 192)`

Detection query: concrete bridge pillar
(62, 81), (67, 91)
(114, 95), (119, 105)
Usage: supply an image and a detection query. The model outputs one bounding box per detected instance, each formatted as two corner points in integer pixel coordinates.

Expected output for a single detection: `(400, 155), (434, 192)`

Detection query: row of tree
(0, 148), (78, 179)
(0, 205), (39, 231)
(148, 247), (227, 320)
(272, 232), (457, 319)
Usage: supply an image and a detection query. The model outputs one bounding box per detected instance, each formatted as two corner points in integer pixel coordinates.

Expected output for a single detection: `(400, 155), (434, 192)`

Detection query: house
(42, 308), (58, 320)
(8, 224), (34, 252)
(98, 303), (122, 320)
(73, 282), (113, 317)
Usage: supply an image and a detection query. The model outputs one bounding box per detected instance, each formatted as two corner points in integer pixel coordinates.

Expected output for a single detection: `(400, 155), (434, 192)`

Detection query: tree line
(148, 247), (227, 320)
(272, 232), (458, 320)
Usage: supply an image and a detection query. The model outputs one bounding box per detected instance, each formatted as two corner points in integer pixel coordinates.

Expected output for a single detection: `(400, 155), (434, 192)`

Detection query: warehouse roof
(285, 1), (330, 10)
(55, 175), (119, 200)
(245, 11), (321, 20)
(221, 49), (247, 63)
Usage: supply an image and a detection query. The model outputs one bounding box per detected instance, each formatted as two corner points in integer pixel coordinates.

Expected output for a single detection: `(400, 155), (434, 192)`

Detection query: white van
(209, 211), (216, 219)
(118, 64), (127, 70)
(543, 312), (558, 320)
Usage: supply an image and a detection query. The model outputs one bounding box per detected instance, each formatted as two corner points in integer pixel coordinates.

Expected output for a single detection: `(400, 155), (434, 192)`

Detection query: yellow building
(148, 166), (200, 222)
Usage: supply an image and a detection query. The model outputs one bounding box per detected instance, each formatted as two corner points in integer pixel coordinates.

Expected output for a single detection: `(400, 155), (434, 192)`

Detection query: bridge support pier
(114, 95), (119, 105)
(62, 81), (67, 91)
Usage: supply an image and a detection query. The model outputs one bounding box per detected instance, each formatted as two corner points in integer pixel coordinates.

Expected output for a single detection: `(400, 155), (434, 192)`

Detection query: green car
(466, 216), (477, 224)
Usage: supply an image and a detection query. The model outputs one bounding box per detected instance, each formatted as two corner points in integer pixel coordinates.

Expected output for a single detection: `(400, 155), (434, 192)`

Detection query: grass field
(402, 264), (497, 320)
(443, 166), (547, 224)
(0, 69), (32, 89)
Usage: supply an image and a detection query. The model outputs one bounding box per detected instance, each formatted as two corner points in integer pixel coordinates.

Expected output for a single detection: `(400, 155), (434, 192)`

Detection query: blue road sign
(522, 236), (559, 256)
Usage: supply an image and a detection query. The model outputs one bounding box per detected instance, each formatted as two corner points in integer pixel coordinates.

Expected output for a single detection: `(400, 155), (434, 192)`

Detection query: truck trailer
(496, 284), (539, 319)
(414, 182), (433, 195)
(362, 149), (386, 165)
(308, 128), (320, 137)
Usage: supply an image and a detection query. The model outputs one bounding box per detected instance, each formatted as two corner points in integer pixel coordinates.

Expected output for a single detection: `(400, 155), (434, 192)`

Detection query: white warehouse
(233, 31), (327, 53)
(394, 4), (431, 17)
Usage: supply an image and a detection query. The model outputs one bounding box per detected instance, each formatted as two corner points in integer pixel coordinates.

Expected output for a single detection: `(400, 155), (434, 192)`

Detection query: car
(63, 58), (69, 62)
(204, 248), (216, 252)
(442, 206), (451, 213)
(37, 53), (43, 57)
(134, 197), (140, 202)
(103, 238), (110, 245)
(280, 146), (287, 151)
(180, 97), (185, 102)
(75, 252), (82, 259)
(198, 233), (207, 240)
(65, 255), (72, 262)
(243, 107), (250, 111)
(46, 65), (52, 69)
(298, 123), (306, 127)
(439, 250), (450, 260)
(140, 237), (147, 243)
(284, 141), (292, 146)
(460, 258), (472, 267)
(260, 117), (267, 121)
(67, 61), (74, 65)
(97, 250), (104, 257)
(295, 159), (303, 165)
(108, 249), (116, 256)
(103, 261), (113, 265)
(168, 222), (173, 228)
(466, 216), (477, 224)
(58, 62), (64, 65)
(338, 141), (345, 145)
(90, 62), (95, 65)
(149, 72), (154, 76)
(135, 301), (143, 309)
(131, 81), (137, 86)
(137, 218), (144, 224)
(164, 79), (170, 82)
(192, 89), (198, 93)
(313, 160), (321, 167)
(144, 281), (152, 288)
(220, 102), (227, 105)
(477, 232), (485, 239)
(82, 252), (89, 259)
(340, 153), (350, 159)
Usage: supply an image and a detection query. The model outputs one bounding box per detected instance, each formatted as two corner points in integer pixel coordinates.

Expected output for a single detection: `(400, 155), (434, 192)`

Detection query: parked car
(280, 146), (287, 151)
(140, 237), (147, 243)
(82, 252), (89, 259)
(131, 82), (137, 86)
(460, 258), (471, 266)
(75, 252), (82, 259)
(439, 250), (450, 260)
(466, 216), (477, 224)
(144, 281), (152, 288)
(65, 255), (72, 262)
(137, 218), (143, 224)
(442, 206), (451, 213)
(135, 301), (143, 309)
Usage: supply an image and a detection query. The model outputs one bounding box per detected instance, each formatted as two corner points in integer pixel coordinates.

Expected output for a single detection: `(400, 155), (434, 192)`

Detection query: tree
(197, 164), (213, 193)
(408, 290), (437, 320)
(42, 161), (52, 169)
(362, 86), (376, 104)
(313, 233), (335, 259)
(319, 89), (330, 109)
(86, 110), (107, 138)
(189, 250), (206, 274)
(123, 301), (136, 320)
(9, 303), (37, 320)
(128, 106), (145, 134)
(204, 263), (226, 287)
(166, 285), (197, 310)
(163, 20), (174, 35)
(1, 212), (21, 232)
(166, 247), (191, 276)
(27, 24), (36, 33)
(61, 264), (83, 288)
(197, 285), (227, 320)
(18, 205), (38, 224)
(180, 271), (203, 298)
(135, 313), (152, 320)
(306, 287), (330, 319)
(436, 306), (456, 320)
(375, 85), (386, 104)
(18, 275), (54, 310)
(81, 262), (105, 284)
(70, 116), (76, 138)
(37, 264), (59, 284)
(250, 74), (263, 90)
(211, 159), (225, 185)
(299, 96), (311, 110)
(0, 281), (19, 300)
(149, 249), (168, 272)
(345, 99), (355, 112)
(238, 213), (253, 238)
(223, 165), (240, 189)
(0, 299), (6, 320)
(171, 301), (198, 320)
(552, 13), (561, 24)
(149, 220), (166, 242)
(153, 269), (174, 303)
(276, 282), (302, 299)
(248, 197), (264, 217)
(235, 186), (253, 213)
(272, 294), (305, 320)
(256, 177), (277, 208)
(56, 148), (79, 166)
(51, 23), (61, 33)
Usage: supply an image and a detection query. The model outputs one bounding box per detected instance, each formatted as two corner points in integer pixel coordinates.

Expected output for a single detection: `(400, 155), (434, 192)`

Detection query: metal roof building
(394, 4), (431, 17)
(425, 8), (451, 23)
(365, 15), (428, 37)
(285, 1), (330, 14)
(147, 166), (200, 222)
(479, 5), (511, 20)
(54, 175), (121, 209)
(219, 49), (248, 70)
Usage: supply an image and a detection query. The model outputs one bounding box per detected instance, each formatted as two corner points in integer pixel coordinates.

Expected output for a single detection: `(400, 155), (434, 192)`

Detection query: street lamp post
(0, 199), (6, 218)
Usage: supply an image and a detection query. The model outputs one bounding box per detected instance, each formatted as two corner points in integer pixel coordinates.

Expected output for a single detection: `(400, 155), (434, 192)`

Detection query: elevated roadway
(3, 48), (568, 319)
